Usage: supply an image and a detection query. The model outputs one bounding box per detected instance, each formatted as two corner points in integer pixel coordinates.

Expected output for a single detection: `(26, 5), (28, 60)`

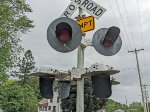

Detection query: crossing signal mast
(31, 0), (123, 112)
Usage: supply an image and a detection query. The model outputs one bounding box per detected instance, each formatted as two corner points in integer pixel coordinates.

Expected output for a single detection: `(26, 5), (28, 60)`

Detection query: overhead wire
(107, 0), (118, 25)
(122, 0), (136, 49)
(115, 0), (132, 50)
(136, 0), (149, 82)
(107, 0), (130, 51)
(114, 0), (136, 69)
(121, 0), (138, 69)
(107, 0), (149, 99)
(136, 0), (144, 49)
(107, 0), (135, 69)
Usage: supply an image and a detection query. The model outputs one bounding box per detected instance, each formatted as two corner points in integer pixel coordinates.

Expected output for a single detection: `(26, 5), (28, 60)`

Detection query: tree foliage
(12, 50), (38, 85)
(104, 100), (149, 112)
(0, 0), (34, 81)
(0, 0), (38, 111)
(61, 79), (107, 112)
(84, 79), (107, 112)
(105, 99), (128, 112)
(129, 102), (143, 112)
(12, 49), (39, 95)
(0, 80), (38, 112)
(17, 50), (39, 93)
(0, 50), (39, 112)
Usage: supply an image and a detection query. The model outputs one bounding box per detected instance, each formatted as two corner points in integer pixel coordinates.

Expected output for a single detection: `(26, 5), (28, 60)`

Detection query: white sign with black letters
(61, 2), (80, 17)
(73, 0), (106, 19)
(61, 0), (106, 20)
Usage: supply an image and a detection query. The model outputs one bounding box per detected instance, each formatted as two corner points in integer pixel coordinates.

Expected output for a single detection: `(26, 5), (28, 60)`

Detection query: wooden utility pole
(143, 85), (150, 112)
(125, 96), (128, 106)
(128, 48), (147, 112)
(146, 92), (150, 112)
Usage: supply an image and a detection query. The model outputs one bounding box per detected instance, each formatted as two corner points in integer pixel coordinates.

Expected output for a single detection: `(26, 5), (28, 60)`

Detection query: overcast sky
(21, 0), (150, 104)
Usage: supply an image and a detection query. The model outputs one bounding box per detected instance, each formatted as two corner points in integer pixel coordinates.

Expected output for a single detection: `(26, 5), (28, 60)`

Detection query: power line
(122, 0), (149, 85)
(107, 0), (118, 25)
(136, 0), (149, 83)
(107, 0), (136, 69)
(136, 0), (144, 49)
(115, 0), (132, 50)
(122, 0), (136, 48)
(106, 0), (130, 52)
(115, 0), (136, 69)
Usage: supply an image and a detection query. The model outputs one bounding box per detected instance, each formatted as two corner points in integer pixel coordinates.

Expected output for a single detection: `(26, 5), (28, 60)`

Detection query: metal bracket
(71, 67), (86, 79)
(81, 38), (93, 47)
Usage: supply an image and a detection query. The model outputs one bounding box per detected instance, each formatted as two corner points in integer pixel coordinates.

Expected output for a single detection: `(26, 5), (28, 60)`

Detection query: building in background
(38, 91), (62, 112)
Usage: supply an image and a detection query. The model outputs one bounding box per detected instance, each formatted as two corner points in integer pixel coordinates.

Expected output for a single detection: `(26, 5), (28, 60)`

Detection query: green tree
(61, 79), (107, 112)
(61, 84), (76, 112)
(0, 80), (38, 112)
(12, 49), (39, 95)
(0, 50), (39, 112)
(0, 0), (34, 81)
(13, 50), (37, 84)
(129, 102), (143, 112)
(105, 99), (129, 112)
(84, 79), (107, 112)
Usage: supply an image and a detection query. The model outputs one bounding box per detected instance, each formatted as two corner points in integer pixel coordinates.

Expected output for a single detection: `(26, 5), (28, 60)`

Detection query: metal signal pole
(76, 7), (85, 112)
(128, 48), (147, 112)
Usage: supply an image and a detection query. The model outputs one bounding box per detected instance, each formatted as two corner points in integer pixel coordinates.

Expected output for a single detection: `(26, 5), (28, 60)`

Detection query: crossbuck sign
(61, 0), (106, 19)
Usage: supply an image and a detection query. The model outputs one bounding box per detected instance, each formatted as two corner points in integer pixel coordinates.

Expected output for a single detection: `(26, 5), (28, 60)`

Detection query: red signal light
(101, 26), (120, 48)
(55, 22), (72, 43)
(57, 29), (72, 43)
(102, 37), (113, 48)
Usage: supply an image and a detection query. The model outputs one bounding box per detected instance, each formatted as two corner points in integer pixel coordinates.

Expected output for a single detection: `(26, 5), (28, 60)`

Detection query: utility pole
(128, 48), (147, 112)
(146, 92), (150, 112)
(125, 96), (128, 106)
(76, 7), (85, 112)
(143, 85), (150, 112)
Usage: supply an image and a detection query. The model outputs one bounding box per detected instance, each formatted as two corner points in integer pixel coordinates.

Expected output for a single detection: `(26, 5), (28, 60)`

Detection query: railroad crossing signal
(30, 66), (72, 99)
(58, 81), (71, 99)
(47, 17), (82, 53)
(45, 0), (123, 111)
(76, 16), (95, 32)
(91, 74), (112, 98)
(40, 77), (54, 99)
(30, 64), (120, 99)
(93, 26), (122, 56)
